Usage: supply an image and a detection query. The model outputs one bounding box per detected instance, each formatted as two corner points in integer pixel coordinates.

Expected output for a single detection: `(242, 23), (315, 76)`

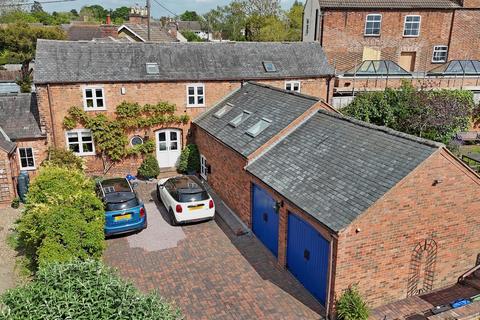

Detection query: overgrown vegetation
(336, 285), (369, 320)
(10, 197), (19, 209)
(177, 144), (200, 173)
(63, 101), (189, 174)
(16, 166), (105, 270)
(138, 155), (160, 180)
(0, 260), (181, 319)
(342, 82), (476, 144)
(42, 147), (85, 171)
(182, 30), (203, 42)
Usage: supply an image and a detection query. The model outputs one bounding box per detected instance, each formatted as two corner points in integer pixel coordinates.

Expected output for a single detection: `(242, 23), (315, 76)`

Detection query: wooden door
(399, 52), (416, 71)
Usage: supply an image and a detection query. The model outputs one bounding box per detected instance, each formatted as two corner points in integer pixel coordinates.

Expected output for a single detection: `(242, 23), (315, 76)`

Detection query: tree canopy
(179, 10), (202, 21)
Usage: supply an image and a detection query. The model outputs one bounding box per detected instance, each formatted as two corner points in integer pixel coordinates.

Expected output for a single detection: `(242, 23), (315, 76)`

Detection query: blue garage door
(252, 184), (279, 257)
(287, 213), (330, 306)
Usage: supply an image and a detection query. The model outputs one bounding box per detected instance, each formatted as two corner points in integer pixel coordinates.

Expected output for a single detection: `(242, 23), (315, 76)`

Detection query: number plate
(114, 214), (132, 221)
(189, 205), (204, 211)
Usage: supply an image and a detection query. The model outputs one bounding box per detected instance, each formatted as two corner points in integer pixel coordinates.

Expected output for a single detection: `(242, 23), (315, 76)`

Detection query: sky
(42, 0), (301, 17)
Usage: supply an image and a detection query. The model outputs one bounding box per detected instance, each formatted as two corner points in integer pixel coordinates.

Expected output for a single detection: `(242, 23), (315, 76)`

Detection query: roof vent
(229, 110), (251, 127)
(263, 61), (277, 72)
(146, 62), (159, 75)
(246, 118), (272, 137)
(214, 103), (234, 119)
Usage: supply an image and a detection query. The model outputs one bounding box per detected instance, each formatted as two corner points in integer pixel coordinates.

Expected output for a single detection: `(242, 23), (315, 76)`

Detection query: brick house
(303, 0), (480, 73)
(0, 93), (47, 208)
(193, 82), (480, 317)
(33, 39), (334, 177)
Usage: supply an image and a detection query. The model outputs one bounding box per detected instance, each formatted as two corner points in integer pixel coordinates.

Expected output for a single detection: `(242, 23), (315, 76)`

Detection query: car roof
(169, 176), (206, 191)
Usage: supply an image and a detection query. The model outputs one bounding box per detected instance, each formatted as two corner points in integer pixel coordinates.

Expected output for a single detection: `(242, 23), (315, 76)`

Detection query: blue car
(97, 178), (147, 237)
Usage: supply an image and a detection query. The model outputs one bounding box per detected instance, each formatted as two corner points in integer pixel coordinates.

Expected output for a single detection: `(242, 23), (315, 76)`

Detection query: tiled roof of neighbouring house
(194, 82), (320, 157)
(177, 21), (202, 31)
(119, 23), (178, 42)
(34, 40), (334, 84)
(0, 127), (15, 153)
(0, 93), (44, 140)
(246, 109), (441, 232)
(317, 0), (461, 8)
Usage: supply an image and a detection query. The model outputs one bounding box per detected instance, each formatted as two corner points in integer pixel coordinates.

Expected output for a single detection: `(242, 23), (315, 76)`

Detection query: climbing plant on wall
(63, 101), (190, 174)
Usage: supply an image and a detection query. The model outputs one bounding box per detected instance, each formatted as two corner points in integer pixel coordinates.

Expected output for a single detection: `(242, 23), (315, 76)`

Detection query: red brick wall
(36, 79), (330, 175)
(448, 9), (480, 61)
(0, 150), (14, 208)
(321, 9), (454, 72)
(334, 149), (480, 308)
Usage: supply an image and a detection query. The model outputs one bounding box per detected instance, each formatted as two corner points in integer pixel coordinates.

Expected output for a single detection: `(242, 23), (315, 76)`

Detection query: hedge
(177, 144), (200, 173)
(16, 166), (105, 270)
(0, 260), (181, 320)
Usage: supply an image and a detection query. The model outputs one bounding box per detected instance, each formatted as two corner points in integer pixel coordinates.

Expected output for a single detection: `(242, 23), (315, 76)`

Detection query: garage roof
(246, 110), (441, 232)
(193, 82), (320, 157)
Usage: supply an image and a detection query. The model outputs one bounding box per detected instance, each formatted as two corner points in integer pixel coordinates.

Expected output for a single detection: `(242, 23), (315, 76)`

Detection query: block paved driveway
(104, 182), (323, 320)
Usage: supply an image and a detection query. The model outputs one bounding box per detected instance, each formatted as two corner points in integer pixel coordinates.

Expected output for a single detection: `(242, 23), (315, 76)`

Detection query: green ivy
(63, 102), (190, 171)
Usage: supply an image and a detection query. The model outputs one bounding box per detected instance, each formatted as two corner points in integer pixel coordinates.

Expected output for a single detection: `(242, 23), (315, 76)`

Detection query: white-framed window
(83, 87), (106, 110)
(130, 135), (144, 146)
(365, 14), (382, 36)
(285, 81), (301, 93)
(66, 129), (95, 156)
(200, 154), (208, 180)
(403, 15), (421, 37)
(18, 147), (35, 170)
(186, 83), (205, 107)
(432, 45), (448, 63)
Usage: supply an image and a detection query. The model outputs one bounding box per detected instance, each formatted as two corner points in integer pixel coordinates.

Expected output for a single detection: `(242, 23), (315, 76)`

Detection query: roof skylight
(146, 62), (159, 75)
(246, 118), (272, 137)
(343, 60), (412, 77)
(229, 110), (251, 127)
(214, 103), (234, 118)
(263, 61), (277, 72)
(427, 60), (480, 76)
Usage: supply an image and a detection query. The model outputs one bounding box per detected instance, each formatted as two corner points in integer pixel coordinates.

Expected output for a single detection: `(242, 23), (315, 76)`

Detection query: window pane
(21, 158), (28, 168)
(69, 143), (80, 153)
(96, 99), (104, 107)
(19, 148), (26, 158)
(95, 89), (103, 97)
(198, 96), (204, 104)
(159, 142), (167, 151)
(86, 99), (94, 108)
(68, 132), (79, 143)
(188, 96), (195, 105)
(197, 86), (203, 95)
(294, 83), (300, 91)
(158, 132), (166, 141)
(286, 83), (292, 91)
(170, 131), (177, 141)
(26, 148), (33, 157)
(27, 158), (34, 167)
(82, 133), (92, 141)
(85, 89), (93, 98)
(83, 142), (93, 152)
(170, 142), (178, 150)
(188, 87), (195, 95)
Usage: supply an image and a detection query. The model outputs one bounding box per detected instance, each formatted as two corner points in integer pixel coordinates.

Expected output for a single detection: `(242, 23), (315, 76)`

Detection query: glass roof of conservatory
(427, 60), (480, 76)
(343, 60), (412, 77)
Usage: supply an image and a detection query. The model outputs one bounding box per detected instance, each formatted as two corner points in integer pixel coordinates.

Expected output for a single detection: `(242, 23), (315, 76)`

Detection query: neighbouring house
(0, 93), (47, 208)
(32, 39), (334, 177)
(303, 0), (480, 73)
(176, 21), (209, 41)
(193, 82), (480, 317)
(63, 21), (118, 42)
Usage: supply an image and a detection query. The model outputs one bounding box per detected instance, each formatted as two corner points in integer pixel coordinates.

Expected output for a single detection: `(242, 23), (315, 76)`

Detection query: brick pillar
(277, 205), (288, 268)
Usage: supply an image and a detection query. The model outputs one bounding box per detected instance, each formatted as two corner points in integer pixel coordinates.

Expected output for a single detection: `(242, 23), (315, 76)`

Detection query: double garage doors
(252, 184), (330, 306)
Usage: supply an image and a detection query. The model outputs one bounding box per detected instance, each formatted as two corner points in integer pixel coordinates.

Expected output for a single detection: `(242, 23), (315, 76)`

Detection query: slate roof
(0, 93), (44, 140)
(0, 128), (15, 153)
(120, 23), (177, 42)
(66, 25), (104, 41)
(194, 82), (320, 157)
(317, 0), (461, 9)
(34, 40), (334, 84)
(246, 110), (441, 232)
(177, 21), (202, 31)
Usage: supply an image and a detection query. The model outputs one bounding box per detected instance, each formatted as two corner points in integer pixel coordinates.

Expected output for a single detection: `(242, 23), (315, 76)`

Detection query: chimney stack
(129, 5), (149, 24)
(106, 14), (112, 25)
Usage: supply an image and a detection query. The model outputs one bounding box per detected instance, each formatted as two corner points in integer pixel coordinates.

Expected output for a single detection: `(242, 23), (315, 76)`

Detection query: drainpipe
(325, 236), (335, 320)
(46, 84), (57, 147)
(447, 9), (456, 61)
(326, 76), (332, 104)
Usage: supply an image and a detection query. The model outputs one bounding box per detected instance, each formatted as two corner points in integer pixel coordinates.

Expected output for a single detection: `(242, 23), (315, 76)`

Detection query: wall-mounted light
(356, 228), (361, 233)
(432, 179), (443, 186)
(121, 87), (126, 95)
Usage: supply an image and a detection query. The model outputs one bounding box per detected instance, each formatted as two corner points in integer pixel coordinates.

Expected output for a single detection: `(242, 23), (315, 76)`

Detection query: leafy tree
(256, 15), (288, 41)
(177, 144), (200, 173)
(337, 285), (369, 320)
(286, 1), (303, 41)
(0, 23), (65, 92)
(30, 1), (43, 14)
(182, 29), (203, 42)
(79, 5), (107, 22)
(111, 6), (130, 23)
(70, 8), (79, 17)
(42, 147), (85, 171)
(138, 155), (160, 179)
(180, 10), (202, 21)
(0, 10), (37, 23)
(0, 260), (181, 319)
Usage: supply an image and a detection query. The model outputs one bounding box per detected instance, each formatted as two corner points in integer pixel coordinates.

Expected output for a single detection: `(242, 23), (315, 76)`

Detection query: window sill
(20, 167), (36, 171)
(83, 108), (107, 112)
(431, 61), (446, 64)
(74, 152), (96, 157)
(364, 34), (380, 37)
(187, 105), (206, 108)
(403, 35), (419, 38)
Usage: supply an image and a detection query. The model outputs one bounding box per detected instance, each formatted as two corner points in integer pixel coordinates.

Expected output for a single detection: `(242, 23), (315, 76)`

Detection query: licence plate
(189, 205), (204, 211)
(114, 214), (132, 221)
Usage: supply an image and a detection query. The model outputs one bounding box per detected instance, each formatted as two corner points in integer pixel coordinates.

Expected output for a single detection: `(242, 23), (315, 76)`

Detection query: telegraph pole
(147, 0), (151, 41)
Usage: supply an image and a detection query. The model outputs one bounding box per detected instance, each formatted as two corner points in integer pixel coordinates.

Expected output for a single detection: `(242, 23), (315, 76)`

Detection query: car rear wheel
(168, 208), (178, 226)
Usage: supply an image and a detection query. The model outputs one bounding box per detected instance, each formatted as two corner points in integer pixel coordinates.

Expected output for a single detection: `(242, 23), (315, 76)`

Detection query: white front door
(156, 129), (182, 168)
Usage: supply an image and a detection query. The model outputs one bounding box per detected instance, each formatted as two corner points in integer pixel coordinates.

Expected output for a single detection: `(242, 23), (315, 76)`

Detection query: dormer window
(214, 103), (234, 118)
(263, 61), (277, 72)
(146, 62), (159, 74)
(229, 110), (251, 127)
(246, 118), (271, 137)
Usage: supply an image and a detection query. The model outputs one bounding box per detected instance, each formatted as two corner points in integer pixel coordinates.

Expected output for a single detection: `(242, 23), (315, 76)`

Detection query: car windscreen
(178, 189), (209, 202)
(101, 179), (131, 194)
(106, 197), (140, 211)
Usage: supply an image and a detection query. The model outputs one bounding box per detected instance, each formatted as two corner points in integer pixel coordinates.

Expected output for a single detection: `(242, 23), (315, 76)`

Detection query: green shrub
(0, 260), (181, 319)
(42, 147), (85, 171)
(336, 285), (369, 320)
(138, 154), (160, 179)
(177, 144), (200, 173)
(10, 197), (19, 209)
(16, 166), (105, 270)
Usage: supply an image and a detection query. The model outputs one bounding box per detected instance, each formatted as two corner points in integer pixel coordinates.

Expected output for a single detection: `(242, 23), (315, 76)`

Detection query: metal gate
(252, 184), (279, 257)
(287, 213), (330, 305)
